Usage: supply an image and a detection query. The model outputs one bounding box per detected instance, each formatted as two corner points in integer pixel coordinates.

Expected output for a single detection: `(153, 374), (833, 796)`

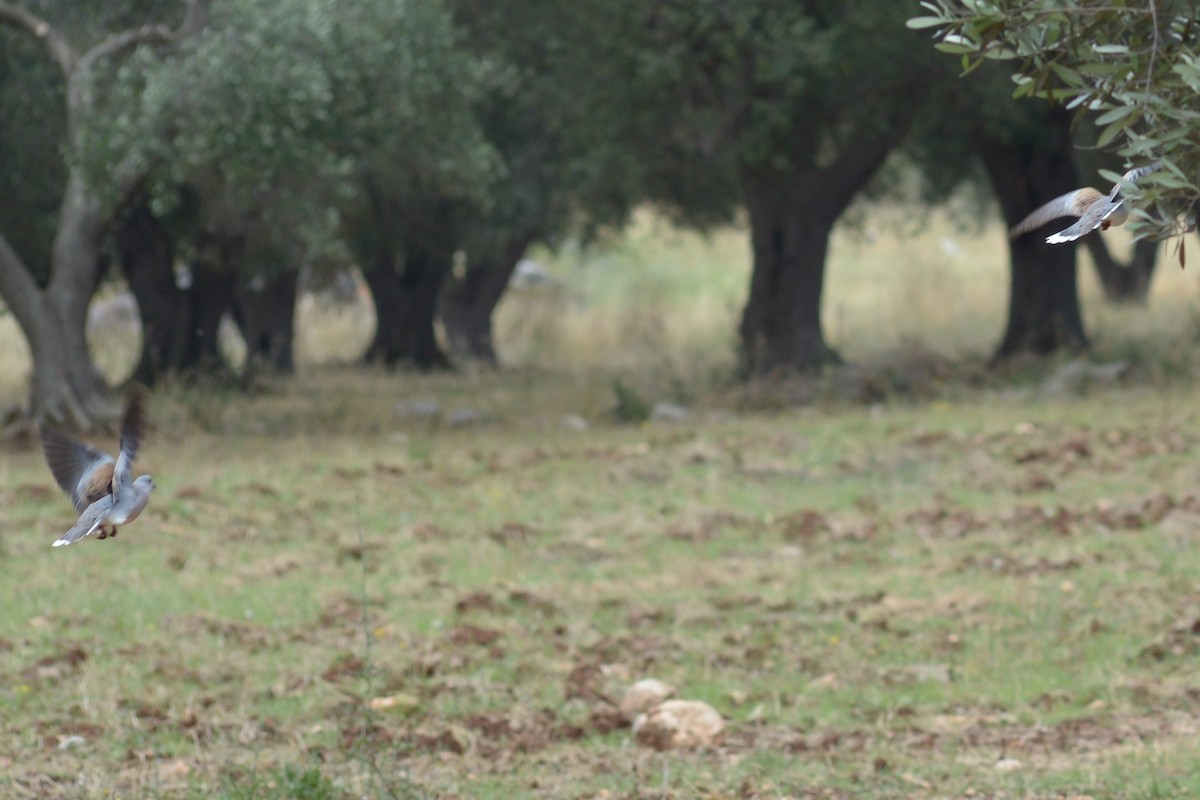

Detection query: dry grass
(4, 373), (1200, 798)
(2, 202), (1199, 405)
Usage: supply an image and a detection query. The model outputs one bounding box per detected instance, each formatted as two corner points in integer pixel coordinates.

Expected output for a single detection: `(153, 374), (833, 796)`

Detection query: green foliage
(912, 1), (1200, 241)
(445, 0), (645, 258)
(331, 0), (499, 266)
(69, 0), (495, 275)
(0, 27), (65, 281)
(550, 0), (938, 229)
(0, 0), (205, 253)
(324, 0), (497, 207)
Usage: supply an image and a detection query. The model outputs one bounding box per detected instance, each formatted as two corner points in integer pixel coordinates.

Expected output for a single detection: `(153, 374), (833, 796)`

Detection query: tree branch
(816, 105), (919, 217)
(77, 24), (174, 75)
(38, 0), (212, 78)
(179, 0), (211, 40)
(106, 151), (159, 225)
(0, 228), (47, 346)
(69, 1), (211, 131)
(0, 2), (77, 77)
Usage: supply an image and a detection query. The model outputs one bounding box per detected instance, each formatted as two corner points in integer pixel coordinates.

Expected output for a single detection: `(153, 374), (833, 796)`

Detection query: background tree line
(0, 0), (1175, 429)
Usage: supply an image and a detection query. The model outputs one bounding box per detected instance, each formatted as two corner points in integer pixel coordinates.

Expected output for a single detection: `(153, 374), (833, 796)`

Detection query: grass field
(3, 208), (1200, 798)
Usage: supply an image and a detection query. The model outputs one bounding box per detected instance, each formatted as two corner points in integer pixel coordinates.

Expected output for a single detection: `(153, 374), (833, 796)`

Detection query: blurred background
(1, 0), (1197, 424)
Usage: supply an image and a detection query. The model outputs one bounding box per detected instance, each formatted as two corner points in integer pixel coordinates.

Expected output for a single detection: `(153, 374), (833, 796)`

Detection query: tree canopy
(554, 0), (937, 373)
(911, 1), (1200, 242)
(3, 0), (1193, 425)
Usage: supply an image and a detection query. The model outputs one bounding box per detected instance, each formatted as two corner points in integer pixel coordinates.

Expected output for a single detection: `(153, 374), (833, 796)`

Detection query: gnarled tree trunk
(439, 233), (535, 366)
(737, 117), (913, 376)
(117, 209), (246, 382)
(0, 176), (118, 428)
(116, 201), (191, 386)
(362, 243), (452, 370)
(977, 119), (1089, 360)
(0, 0), (211, 427)
(739, 172), (839, 373)
(183, 237), (239, 373)
(1085, 236), (1157, 304)
(399, 246), (453, 370)
(232, 269), (299, 374)
(362, 248), (406, 366)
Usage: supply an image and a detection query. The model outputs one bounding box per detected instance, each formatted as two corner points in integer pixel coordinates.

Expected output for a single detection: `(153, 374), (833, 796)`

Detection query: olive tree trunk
(0, 176), (118, 427)
(977, 120), (1089, 359)
(232, 270), (299, 374)
(117, 209), (244, 382)
(739, 178), (839, 372)
(363, 244), (452, 370)
(737, 120), (913, 376)
(439, 233), (535, 366)
(116, 202), (191, 385)
(0, 0), (210, 427)
(1085, 236), (1158, 304)
(184, 238), (239, 373)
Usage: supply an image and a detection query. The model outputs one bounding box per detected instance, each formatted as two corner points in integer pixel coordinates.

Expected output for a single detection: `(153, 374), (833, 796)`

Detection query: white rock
(511, 258), (558, 288)
(651, 402), (692, 423)
(560, 414), (590, 431)
(87, 293), (140, 335)
(393, 398), (441, 419)
(446, 407), (488, 427)
(57, 735), (87, 751)
(632, 699), (724, 750)
(1041, 359), (1128, 396)
(619, 678), (675, 722)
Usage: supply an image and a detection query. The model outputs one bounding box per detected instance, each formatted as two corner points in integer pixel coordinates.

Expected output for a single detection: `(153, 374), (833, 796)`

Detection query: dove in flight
(40, 388), (156, 547)
(1010, 162), (1163, 244)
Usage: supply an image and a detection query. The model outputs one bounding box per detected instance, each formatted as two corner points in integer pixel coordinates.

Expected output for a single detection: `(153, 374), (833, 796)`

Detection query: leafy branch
(910, 0), (1200, 244)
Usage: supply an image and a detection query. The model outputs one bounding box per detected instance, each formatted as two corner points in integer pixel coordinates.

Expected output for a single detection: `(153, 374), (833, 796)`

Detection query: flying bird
(40, 388), (155, 547)
(1010, 162), (1163, 244)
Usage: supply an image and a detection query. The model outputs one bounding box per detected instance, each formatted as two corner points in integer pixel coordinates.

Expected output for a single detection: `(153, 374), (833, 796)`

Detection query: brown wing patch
(83, 463), (116, 507)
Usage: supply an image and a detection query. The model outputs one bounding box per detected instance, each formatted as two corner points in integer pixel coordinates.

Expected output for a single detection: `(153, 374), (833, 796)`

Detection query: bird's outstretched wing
(112, 388), (146, 503)
(40, 425), (115, 514)
(1107, 161), (1163, 200)
(1009, 190), (1084, 239)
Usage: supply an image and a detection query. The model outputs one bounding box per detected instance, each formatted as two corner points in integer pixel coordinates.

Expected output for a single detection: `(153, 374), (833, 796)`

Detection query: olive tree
(0, 0), (208, 427)
(88, 0), (349, 383)
(326, 0), (496, 370)
(573, 0), (939, 374)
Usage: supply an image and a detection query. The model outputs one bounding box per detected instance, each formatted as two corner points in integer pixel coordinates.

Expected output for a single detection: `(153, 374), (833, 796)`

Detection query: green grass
(3, 205), (1200, 796)
(3, 374), (1200, 798)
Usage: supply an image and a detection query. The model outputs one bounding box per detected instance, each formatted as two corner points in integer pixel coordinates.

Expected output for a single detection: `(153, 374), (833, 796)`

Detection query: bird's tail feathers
(52, 518), (104, 547)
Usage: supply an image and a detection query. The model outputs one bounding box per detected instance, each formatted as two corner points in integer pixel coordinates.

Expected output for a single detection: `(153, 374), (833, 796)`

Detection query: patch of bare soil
(955, 553), (1093, 577)
(403, 708), (586, 759)
(21, 644), (87, 684)
(164, 613), (273, 651)
(724, 708), (1200, 775)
